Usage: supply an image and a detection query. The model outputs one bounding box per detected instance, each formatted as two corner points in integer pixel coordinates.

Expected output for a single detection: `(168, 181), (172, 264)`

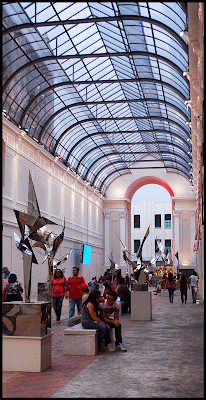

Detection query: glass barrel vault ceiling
(2, 2), (192, 195)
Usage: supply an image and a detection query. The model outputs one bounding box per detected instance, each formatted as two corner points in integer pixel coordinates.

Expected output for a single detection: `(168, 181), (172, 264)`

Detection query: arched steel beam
(99, 165), (190, 193)
(66, 129), (190, 161)
(3, 51), (188, 94)
(75, 141), (191, 171)
(2, 15), (188, 50)
(91, 158), (190, 187)
(53, 116), (190, 157)
(19, 78), (187, 127)
(35, 98), (189, 140)
(83, 151), (191, 181)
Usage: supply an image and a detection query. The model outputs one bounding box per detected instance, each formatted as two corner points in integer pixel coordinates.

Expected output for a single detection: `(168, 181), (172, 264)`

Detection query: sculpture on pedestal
(120, 224), (150, 283)
(13, 171), (69, 302)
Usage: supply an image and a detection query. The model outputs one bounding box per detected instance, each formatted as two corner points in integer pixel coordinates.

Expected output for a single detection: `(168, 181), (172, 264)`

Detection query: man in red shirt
(65, 267), (86, 318)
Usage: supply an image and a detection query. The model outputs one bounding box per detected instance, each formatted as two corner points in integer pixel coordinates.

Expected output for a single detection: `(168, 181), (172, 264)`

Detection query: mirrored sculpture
(13, 171), (69, 302)
(120, 224), (150, 283)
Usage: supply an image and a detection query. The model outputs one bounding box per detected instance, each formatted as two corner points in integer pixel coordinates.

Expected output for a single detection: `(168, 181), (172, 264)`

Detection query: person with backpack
(176, 272), (190, 303)
(3, 273), (23, 302)
(164, 272), (176, 303)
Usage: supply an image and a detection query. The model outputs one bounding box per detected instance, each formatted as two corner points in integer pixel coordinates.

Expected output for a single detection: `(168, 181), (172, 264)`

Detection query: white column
(103, 211), (110, 268)
(173, 210), (180, 273)
(189, 210), (196, 266)
(119, 210), (128, 268)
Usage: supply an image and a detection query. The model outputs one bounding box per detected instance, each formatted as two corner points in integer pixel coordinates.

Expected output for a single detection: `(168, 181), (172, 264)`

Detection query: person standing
(65, 267), (86, 318)
(50, 268), (66, 323)
(3, 273), (23, 302)
(164, 272), (176, 303)
(116, 277), (131, 313)
(189, 270), (199, 303)
(176, 272), (190, 303)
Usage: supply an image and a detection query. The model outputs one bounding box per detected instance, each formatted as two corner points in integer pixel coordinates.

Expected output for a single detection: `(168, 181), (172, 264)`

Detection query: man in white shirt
(99, 291), (127, 352)
(189, 270), (199, 303)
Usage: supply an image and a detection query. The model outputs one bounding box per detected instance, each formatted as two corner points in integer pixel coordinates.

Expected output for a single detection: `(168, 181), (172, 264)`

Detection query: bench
(63, 323), (98, 355)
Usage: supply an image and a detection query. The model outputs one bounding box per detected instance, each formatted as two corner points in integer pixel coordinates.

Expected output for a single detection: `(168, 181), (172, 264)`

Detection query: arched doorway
(125, 176), (175, 270)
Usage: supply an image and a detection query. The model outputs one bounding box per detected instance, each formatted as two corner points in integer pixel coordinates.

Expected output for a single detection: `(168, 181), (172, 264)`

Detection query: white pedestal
(63, 325), (98, 355)
(3, 333), (52, 372)
(131, 291), (152, 320)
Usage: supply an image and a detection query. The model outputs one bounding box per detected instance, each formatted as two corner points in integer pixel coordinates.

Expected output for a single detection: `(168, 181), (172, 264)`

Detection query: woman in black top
(3, 273), (23, 302)
(176, 273), (190, 303)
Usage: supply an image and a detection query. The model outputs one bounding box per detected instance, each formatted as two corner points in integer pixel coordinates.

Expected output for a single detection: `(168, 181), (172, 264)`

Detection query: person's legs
(56, 296), (64, 321)
(82, 320), (106, 351)
(53, 296), (58, 320)
(180, 288), (184, 303)
(191, 287), (196, 302)
(76, 298), (82, 314)
(69, 298), (76, 318)
(184, 287), (187, 303)
(168, 288), (172, 302)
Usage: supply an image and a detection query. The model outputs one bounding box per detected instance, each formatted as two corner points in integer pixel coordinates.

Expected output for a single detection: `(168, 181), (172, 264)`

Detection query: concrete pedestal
(63, 324), (98, 355)
(131, 291), (152, 320)
(3, 333), (52, 372)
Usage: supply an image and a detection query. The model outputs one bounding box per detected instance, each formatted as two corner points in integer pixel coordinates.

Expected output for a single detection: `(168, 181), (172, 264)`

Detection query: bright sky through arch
(132, 184), (172, 205)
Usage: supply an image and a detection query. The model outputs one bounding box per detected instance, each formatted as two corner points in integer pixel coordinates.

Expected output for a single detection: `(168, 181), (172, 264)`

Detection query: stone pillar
(189, 210), (196, 266)
(173, 210), (180, 273)
(119, 210), (128, 268)
(103, 211), (110, 268)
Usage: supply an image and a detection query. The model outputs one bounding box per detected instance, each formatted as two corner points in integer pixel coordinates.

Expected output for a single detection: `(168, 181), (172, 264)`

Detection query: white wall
(2, 117), (105, 296)
(131, 200), (172, 261)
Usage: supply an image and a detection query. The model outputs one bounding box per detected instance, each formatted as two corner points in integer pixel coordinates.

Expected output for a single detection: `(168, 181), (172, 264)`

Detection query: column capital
(103, 211), (110, 219)
(189, 210), (196, 217)
(119, 210), (128, 219)
(173, 210), (180, 217)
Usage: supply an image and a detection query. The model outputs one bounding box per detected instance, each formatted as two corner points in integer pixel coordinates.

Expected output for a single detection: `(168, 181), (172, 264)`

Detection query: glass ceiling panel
(2, 1), (191, 194)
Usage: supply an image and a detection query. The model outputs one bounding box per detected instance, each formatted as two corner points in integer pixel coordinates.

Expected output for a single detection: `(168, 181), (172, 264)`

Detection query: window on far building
(164, 214), (171, 228)
(165, 239), (171, 253)
(155, 214), (161, 227)
(134, 215), (140, 228)
(134, 239), (140, 253)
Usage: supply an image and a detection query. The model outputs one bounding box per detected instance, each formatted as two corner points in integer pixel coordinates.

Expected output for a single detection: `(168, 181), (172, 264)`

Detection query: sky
(132, 184), (172, 205)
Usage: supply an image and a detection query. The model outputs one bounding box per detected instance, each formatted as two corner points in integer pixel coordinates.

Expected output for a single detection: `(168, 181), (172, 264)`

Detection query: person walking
(164, 272), (176, 303)
(81, 289), (114, 353)
(176, 272), (190, 303)
(50, 268), (66, 323)
(3, 273), (23, 302)
(189, 270), (199, 303)
(65, 267), (86, 318)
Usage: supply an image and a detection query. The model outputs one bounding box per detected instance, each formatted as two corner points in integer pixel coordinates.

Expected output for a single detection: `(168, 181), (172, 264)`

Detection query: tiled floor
(2, 288), (204, 398)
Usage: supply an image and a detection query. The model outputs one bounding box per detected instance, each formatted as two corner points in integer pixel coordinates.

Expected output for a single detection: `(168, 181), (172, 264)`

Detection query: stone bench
(63, 323), (98, 356)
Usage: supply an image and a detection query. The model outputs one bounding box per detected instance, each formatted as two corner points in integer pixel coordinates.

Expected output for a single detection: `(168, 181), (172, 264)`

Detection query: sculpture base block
(3, 333), (52, 372)
(131, 291), (152, 320)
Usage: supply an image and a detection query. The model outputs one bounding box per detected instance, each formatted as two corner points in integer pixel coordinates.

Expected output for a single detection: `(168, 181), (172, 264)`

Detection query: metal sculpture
(13, 171), (69, 301)
(151, 239), (171, 273)
(120, 224), (150, 282)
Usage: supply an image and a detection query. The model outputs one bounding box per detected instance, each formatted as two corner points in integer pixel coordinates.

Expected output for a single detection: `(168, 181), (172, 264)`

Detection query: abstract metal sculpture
(151, 239), (171, 273)
(13, 171), (68, 301)
(120, 224), (150, 282)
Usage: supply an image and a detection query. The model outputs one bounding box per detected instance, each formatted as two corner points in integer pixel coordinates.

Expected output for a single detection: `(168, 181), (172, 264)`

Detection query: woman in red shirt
(50, 269), (66, 323)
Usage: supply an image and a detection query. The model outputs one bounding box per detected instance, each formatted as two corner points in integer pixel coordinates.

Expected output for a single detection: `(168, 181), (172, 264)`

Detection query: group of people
(154, 270), (199, 304)
(49, 267), (128, 353)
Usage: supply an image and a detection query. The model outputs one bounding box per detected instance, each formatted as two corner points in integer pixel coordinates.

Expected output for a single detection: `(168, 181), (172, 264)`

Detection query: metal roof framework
(2, 2), (192, 195)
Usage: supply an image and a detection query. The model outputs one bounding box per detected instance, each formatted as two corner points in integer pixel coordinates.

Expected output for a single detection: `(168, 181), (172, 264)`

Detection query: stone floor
(2, 287), (204, 398)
